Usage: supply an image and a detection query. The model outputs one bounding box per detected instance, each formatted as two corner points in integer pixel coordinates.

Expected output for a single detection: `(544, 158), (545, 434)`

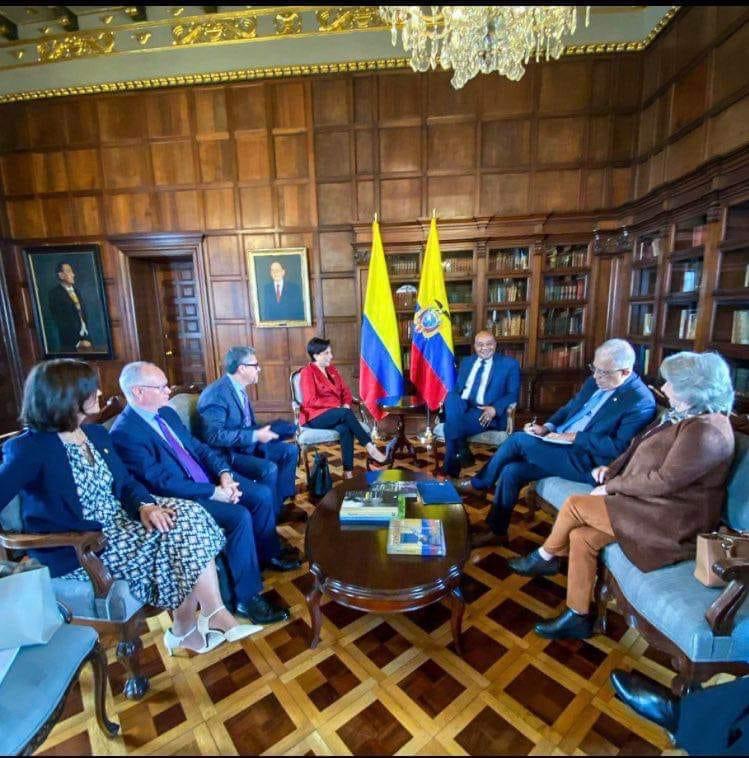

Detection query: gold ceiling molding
(37, 30), (116, 63)
(275, 12), (303, 36)
(316, 7), (385, 32)
(172, 17), (257, 46)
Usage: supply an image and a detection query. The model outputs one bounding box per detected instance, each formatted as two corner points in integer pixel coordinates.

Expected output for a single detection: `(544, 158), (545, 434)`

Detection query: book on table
(387, 519), (446, 556)
(339, 490), (406, 522)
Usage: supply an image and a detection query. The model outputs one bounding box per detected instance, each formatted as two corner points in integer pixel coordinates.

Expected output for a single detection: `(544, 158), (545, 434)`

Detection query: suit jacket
(546, 374), (656, 466)
(299, 363), (352, 426)
(0, 424), (152, 577)
(604, 413), (735, 572)
(48, 283), (88, 350)
(197, 374), (259, 455)
(454, 354), (520, 418)
(260, 280), (304, 322)
(110, 405), (231, 501)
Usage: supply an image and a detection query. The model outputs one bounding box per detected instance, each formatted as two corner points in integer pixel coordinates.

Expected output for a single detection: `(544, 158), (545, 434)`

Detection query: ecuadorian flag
(409, 216), (456, 410)
(359, 218), (404, 420)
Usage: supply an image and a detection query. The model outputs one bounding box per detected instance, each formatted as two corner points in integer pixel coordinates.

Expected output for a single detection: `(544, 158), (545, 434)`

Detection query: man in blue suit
(196, 346), (300, 522)
(442, 330), (520, 477)
(259, 260), (305, 322)
(462, 339), (656, 547)
(110, 361), (301, 625)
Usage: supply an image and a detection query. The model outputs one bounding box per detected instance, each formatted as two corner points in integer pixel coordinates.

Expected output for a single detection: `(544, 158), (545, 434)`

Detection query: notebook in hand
(416, 480), (462, 504)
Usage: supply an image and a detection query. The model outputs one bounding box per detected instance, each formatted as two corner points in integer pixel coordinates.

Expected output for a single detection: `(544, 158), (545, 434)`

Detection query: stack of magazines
(387, 519), (446, 556)
(339, 489), (406, 523)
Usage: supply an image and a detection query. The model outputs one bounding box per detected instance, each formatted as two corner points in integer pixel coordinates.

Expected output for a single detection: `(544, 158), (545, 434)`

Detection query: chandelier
(378, 6), (591, 89)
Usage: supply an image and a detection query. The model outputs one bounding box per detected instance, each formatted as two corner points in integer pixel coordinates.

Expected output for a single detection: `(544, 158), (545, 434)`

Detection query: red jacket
(299, 363), (353, 425)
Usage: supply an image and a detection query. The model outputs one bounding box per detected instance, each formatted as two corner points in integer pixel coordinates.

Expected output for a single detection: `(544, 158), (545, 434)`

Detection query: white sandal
(197, 605), (263, 643)
(163, 625), (224, 656)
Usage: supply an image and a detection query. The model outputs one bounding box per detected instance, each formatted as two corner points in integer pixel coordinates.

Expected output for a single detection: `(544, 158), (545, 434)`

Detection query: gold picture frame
(246, 247), (312, 327)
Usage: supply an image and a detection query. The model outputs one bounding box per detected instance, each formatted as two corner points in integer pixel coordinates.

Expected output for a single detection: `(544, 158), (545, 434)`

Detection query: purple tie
(155, 415), (211, 484)
(242, 392), (254, 426)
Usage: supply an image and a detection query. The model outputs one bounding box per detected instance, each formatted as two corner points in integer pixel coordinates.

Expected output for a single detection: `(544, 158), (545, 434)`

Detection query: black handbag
(308, 452), (333, 499)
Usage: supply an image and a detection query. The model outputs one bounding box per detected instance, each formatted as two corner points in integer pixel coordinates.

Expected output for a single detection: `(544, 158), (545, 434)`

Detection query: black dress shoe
(267, 556), (302, 572)
(236, 595), (290, 625)
(534, 607), (595, 639)
(507, 549), (561, 577)
(610, 669), (680, 735)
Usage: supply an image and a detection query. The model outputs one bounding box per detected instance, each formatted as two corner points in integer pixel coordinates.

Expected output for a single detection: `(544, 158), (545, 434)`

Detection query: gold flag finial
(432, 208), (437, 218)
(374, 211), (378, 223)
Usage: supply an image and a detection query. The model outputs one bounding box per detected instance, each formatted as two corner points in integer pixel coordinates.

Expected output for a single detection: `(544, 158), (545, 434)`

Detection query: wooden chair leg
(301, 444), (311, 483)
(116, 613), (150, 700)
(90, 641), (120, 737)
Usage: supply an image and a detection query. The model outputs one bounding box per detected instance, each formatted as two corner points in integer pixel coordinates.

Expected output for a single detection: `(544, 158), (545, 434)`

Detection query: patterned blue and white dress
(60, 440), (225, 609)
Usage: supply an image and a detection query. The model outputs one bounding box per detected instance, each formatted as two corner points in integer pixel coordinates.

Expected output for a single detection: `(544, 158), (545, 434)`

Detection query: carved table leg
(450, 586), (466, 656)
(306, 582), (323, 649)
(90, 641), (120, 737)
(117, 614), (149, 700)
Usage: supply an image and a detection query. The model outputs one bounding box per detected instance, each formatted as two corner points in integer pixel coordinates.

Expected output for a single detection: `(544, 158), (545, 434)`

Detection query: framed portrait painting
(24, 244), (113, 359)
(247, 247), (312, 327)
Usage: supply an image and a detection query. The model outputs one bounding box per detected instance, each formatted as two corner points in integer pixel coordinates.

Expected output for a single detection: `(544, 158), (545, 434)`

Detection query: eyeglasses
(137, 383), (170, 392)
(241, 362), (261, 369)
(588, 363), (624, 377)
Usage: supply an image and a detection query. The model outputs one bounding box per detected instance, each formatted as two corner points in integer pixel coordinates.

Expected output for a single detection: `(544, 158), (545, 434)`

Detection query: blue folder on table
(416, 480), (462, 504)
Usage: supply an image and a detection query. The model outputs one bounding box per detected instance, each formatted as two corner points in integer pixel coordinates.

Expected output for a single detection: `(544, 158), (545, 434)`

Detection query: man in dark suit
(110, 361), (301, 625)
(197, 346), (301, 522)
(441, 330), (520, 477)
(260, 260), (305, 322)
(462, 339), (656, 547)
(47, 261), (93, 352)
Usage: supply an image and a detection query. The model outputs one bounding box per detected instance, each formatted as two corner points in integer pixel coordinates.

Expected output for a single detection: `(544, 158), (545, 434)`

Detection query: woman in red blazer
(299, 337), (387, 477)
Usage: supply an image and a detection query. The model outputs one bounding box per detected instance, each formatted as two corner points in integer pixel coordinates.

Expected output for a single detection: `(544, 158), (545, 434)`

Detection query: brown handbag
(694, 531), (749, 587)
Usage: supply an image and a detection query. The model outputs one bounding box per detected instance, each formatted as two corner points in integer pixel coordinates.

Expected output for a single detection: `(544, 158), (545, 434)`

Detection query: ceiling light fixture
(379, 5), (591, 89)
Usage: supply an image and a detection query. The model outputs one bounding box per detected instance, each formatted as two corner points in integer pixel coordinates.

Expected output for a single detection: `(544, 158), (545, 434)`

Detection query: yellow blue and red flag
(409, 215), (456, 410)
(359, 217), (404, 420)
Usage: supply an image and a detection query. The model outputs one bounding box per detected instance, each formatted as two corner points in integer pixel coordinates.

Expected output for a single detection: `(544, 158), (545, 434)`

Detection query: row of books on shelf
(540, 308), (584, 337)
(545, 246), (588, 269)
(486, 311), (526, 337)
(387, 257), (419, 275)
(678, 309), (698, 341)
(488, 280), (527, 303)
(442, 257), (473, 274)
(490, 248), (529, 272)
(543, 276), (586, 301)
(732, 311), (749, 345)
(637, 236), (664, 259)
(540, 342), (585, 369)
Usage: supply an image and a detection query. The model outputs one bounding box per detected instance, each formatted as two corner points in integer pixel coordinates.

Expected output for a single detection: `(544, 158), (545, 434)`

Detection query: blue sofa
(530, 418), (749, 693)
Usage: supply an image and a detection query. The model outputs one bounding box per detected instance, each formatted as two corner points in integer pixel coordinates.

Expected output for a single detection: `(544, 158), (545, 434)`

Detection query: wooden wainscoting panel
(479, 173), (530, 216)
(0, 104), (29, 152)
(612, 114), (637, 164)
(151, 140), (196, 186)
(427, 71), (479, 117)
(203, 188), (237, 230)
(671, 59), (708, 135)
(65, 149), (101, 191)
(379, 127), (421, 173)
(322, 278), (357, 317)
(637, 100), (657, 158)
(584, 169), (606, 211)
(239, 185), (274, 228)
(610, 167), (633, 208)
(243, 233), (276, 252)
(6, 198), (45, 238)
(288, 325), (317, 366)
(319, 230), (354, 273)
(380, 178), (422, 222)
(537, 117), (586, 166)
(211, 280), (249, 320)
(277, 183), (313, 228)
(315, 131), (351, 179)
(254, 362), (291, 402)
(709, 94), (749, 158)
(198, 138), (236, 184)
(325, 319), (359, 361)
(206, 235), (242, 277)
(353, 75), (376, 124)
(355, 130), (374, 175)
(317, 182), (354, 226)
(32, 151), (68, 193)
(665, 124), (706, 183)
(40, 196), (75, 238)
(228, 83), (268, 131)
(27, 100), (68, 148)
(156, 190), (202, 231)
(428, 176), (475, 218)
(146, 91), (191, 138)
(539, 60), (591, 114)
(64, 98), (98, 146)
(641, 44), (662, 104)
(590, 60), (612, 111)
(378, 72), (422, 123)
(481, 120), (532, 169)
(716, 4), (748, 34)
(236, 133), (271, 182)
(712, 23), (749, 106)
(214, 322), (251, 360)
(647, 149), (666, 193)
(273, 81), (307, 130)
(274, 134), (309, 180)
(427, 122), (476, 172)
(1, 153), (35, 195)
(654, 94), (670, 147)
(251, 327), (289, 361)
(672, 5), (715, 77)
(312, 78), (351, 126)
(70, 195), (103, 237)
(194, 87), (229, 137)
(482, 70), (534, 117)
(97, 95), (146, 142)
(532, 170), (582, 212)
(105, 192), (156, 233)
(613, 57), (642, 111)
(102, 145), (149, 189)
(357, 180), (376, 222)
(588, 115), (611, 164)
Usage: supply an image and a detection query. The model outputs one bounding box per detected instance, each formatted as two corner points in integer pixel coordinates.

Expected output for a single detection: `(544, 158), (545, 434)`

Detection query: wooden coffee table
(304, 469), (470, 654)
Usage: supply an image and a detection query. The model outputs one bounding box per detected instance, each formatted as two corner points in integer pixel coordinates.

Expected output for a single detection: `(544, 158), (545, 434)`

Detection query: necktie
(242, 392), (254, 426)
(155, 416), (211, 483)
(468, 360), (486, 405)
(276, 284), (281, 302)
(557, 389), (604, 433)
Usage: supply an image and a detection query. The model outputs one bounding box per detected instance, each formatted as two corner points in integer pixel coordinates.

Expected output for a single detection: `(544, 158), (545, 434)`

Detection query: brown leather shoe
(470, 524), (508, 549)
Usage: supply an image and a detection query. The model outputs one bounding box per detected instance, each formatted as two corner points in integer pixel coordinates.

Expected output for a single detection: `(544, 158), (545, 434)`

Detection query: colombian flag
(359, 218), (404, 420)
(409, 216), (456, 410)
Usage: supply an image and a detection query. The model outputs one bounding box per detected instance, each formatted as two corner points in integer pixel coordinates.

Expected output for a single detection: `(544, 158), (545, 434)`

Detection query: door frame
(112, 233), (217, 382)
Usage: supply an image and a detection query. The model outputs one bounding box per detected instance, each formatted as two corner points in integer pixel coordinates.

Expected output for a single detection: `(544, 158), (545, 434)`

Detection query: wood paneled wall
(0, 6), (747, 417)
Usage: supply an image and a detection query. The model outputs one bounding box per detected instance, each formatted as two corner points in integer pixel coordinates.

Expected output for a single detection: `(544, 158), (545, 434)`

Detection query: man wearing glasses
(196, 346), (300, 525)
(461, 339), (656, 548)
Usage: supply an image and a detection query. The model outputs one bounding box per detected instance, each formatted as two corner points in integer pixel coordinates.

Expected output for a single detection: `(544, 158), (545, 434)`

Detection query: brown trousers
(543, 494), (616, 614)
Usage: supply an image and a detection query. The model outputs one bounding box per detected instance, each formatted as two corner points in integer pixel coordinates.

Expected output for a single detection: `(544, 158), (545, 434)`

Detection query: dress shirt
(461, 356), (493, 406)
(62, 284), (88, 337)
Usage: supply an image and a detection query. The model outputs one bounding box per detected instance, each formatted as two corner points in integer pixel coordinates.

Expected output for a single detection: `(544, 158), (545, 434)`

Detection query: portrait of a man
(247, 248), (311, 327)
(24, 245), (113, 358)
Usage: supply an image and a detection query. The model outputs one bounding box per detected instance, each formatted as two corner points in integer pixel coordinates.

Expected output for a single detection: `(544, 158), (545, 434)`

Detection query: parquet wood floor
(34, 444), (687, 756)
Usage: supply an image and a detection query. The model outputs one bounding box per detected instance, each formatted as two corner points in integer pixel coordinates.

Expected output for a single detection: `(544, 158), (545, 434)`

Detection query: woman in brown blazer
(508, 351), (736, 640)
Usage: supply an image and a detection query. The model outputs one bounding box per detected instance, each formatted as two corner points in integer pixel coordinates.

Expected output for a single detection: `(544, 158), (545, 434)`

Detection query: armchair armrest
(705, 557), (749, 636)
(0, 530), (113, 599)
(507, 403), (517, 435)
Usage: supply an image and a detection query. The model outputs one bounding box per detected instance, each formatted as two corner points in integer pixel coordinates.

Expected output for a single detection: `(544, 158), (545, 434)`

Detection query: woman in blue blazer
(0, 359), (258, 654)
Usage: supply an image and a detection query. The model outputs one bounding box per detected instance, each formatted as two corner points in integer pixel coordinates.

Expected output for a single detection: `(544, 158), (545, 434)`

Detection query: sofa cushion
(0, 623), (98, 755)
(52, 578), (143, 622)
(167, 394), (200, 435)
(298, 423), (371, 446)
(725, 431), (749, 532)
(602, 543), (749, 663)
(433, 423), (508, 447)
(534, 477), (594, 511)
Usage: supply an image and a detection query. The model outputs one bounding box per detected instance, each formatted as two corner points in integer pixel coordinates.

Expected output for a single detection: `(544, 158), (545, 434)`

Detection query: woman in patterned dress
(0, 359), (258, 654)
